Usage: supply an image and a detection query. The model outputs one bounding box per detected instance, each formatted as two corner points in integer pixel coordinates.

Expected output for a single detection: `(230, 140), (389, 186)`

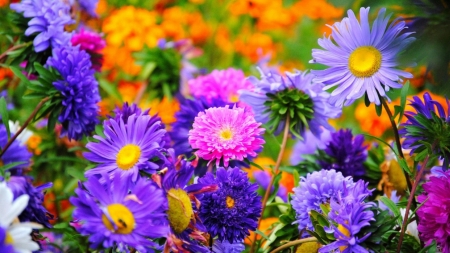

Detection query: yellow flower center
(295, 241), (321, 253)
(5, 232), (13, 245)
(167, 188), (194, 234)
(116, 144), (141, 170)
(219, 128), (233, 141)
(101, 204), (136, 234)
(348, 46), (382, 78)
(337, 222), (351, 251)
(226, 196), (235, 208)
(229, 94), (240, 103)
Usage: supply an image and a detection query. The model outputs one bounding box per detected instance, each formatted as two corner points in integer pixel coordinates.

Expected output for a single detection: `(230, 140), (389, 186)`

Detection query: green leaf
(249, 161), (265, 171)
(0, 161), (26, 171)
(0, 97), (10, 138)
(418, 240), (436, 253)
(375, 103), (383, 117)
(9, 66), (31, 86)
(379, 196), (402, 226)
(398, 81), (410, 124)
(98, 79), (122, 102)
(293, 169), (300, 187)
(255, 229), (270, 241)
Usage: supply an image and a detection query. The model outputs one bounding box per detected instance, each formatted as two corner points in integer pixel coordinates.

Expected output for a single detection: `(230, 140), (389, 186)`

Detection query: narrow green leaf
(98, 79), (122, 102)
(379, 196), (402, 226)
(398, 81), (410, 124)
(0, 97), (10, 138)
(0, 161), (26, 171)
(9, 66), (31, 86)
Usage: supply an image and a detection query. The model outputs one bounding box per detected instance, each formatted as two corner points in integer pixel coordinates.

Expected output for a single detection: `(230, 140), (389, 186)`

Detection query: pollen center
(348, 46), (382, 78)
(167, 188), (194, 234)
(219, 128), (233, 141)
(101, 204), (136, 234)
(226, 196), (235, 208)
(5, 232), (13, 245)
(116, 144), (141, 170)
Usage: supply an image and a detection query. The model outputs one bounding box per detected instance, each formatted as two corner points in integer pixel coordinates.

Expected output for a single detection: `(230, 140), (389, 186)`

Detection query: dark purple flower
(47, 45), (100, 140)
(198, 167), (261, 243)
(0, 226), (14, 252)
(319, 129), (368, 179)
(0, 124), (32, 173)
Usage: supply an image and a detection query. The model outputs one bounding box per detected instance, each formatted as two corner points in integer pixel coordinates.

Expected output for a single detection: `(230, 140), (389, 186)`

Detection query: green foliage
(0, 96), (11, 137)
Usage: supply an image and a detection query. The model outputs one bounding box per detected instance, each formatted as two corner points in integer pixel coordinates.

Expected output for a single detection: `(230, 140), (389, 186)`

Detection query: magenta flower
(71, 28), (105, 71)
(188, 68), (252, 104)
(188, 106), (265, 167)
(417, 170), (450, 252)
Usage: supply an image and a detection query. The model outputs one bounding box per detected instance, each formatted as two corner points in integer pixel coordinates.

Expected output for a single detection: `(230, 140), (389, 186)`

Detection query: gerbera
(46, 45), (100, 140)
(10, 0), (74, 52)
(0, 182), (42, 253)
(311, 7), (415, 106)
(188, 68), (253, 103)
(84, 114), (166, 182)
(188, 105), (265, 167)
(170, 95), (228, 157)
(291, 169), (355, 231)
(0, 124), (32, 173)
(70, 175), (169, 252)
(198, 167), (261, 243)
(417, 170), (450, 252)
(240, 69), (340, 138)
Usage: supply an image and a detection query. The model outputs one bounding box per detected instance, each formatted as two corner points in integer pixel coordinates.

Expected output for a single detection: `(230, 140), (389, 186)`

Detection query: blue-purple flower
(240, 69), (340, 138)
(84, 114), (166, 182)
(10, 0), (74, 52)
(311, 7), (415, 106)
(212, 240), (245, 253)
(70, 175), (169, 252)
(47, 45), (100, 140)
(290, 129), (332, 165)
(198, 167), (261, 243)
(78, 0), (99, 17)
(0, 124), (32, 173)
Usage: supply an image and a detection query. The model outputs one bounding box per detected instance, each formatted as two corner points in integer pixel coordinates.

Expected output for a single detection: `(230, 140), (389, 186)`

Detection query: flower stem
(396, 143), (435, 253)
(0, 97), (50, 158)
(249, 117), (290, 253)
(269, 237), (318, 253)
(0, 43), (28, 63)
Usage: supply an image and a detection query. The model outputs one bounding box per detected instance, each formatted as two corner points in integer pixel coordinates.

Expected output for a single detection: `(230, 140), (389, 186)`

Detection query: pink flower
(188, 68), (252, 104)
(71, 29), (106, 71)
(188, 106), (265, 167)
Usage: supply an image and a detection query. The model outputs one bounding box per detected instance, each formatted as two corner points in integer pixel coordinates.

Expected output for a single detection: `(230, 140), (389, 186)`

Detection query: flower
(188, 105), (265, 167)
(71, 28), (105, 71)
(0, 182), (42, 253)
(170, 95), (228, 157)
(253, 170), (288, 201)
(212, 240), (245, 253)
(0, 124), (32, 173)
(310, 7), (415, 106)
(10, 0), (74, 52)
(290, 129), (332, 165)
(78, 0), (98, 17)
(319, 180), (375, 253)
(8, 121), (33, 145)
(84, 114), (166, 182)
(319, 129), (368, 179)
(188, 68), (253, 103)
(4, 176), (53, 227)
(198, 167), (261, 243)
(400, 92), (450, 167)
(291, 169), (355, 231)
(417, 170), (450, 252)
(240, 68), (340, 138)
(47, 45), (100, 140)
(70, 175), (169, 252)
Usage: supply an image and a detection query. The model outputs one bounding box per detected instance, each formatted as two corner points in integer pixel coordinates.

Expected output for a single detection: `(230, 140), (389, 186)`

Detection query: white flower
(400, 208), (419, 242)
(0, 182), (42, 253)
(8, 121), (33, 145)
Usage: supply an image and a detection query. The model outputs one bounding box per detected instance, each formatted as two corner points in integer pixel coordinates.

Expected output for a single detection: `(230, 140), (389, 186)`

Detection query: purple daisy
(70, 175), (169, 252)
(290, 129), (332, 165)
(10, 0), (74, 52)
(319, 129), (368, 179)
(311, 7), (415, 106)
(170, 95), (229, 157)
(46, 45), (100, 140)
(84, 114), (166, 182)
(319, 180), (375, 253)
(188, 68), (252, 104)
(71, 28), (105, 71)
(239, 69), (341, 138)
(292, 169), (355, 232)
(0, 124), (32, 173)
(198, 167), (261, 243)
(417, 170), (450, 252)
(188, 105), (265, 167)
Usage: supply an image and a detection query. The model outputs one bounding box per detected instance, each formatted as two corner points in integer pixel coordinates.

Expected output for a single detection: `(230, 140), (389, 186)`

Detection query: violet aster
(319, 129), (368, 179)
(240, 68), (340, 138)
(417, 170), (450, 252)
(46, 45), (100, 140)
(70, 175), (169, 252)
(188, 105), (265, 167)
(71, 28), (105, 71)
(400, 92), (450, 168)
(188, 68), (253, 103)
(10, 0), (74, 52)
(3, 176), (53, 227)
(170, 95), (229, 157)
(292, 169), (355, 232)
(84, 114), (166, 182)
(198, 167), (261, 243)
(290, 129), (332, 165)
(0, 124), (32, 173)
(77, 0), (99, 17)
(310, 7), (415, 106)
(319, 180), (375, 253)
(212, 240), (245, 253)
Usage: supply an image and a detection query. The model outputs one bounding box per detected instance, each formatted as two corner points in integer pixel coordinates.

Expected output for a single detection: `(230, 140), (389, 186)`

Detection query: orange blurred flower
(292, 0), (344, 20)
(244, 156), (276, 179)
(147, 97), (180, 125)
(256, 2), (297, 31)
(235, 32), (277, 62)
(117, 80), (142, 103)
(27, 135), (42, 155)
(230, 0), (273, 18)
(405, 66), (433, 88)
(355, 102), (392, 137)
(0, 0), (8, 7)
(215, 25), (234, 53)
(244, 217), (278, 245)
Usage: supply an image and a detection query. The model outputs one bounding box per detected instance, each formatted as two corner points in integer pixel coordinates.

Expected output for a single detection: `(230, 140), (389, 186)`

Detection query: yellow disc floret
(337, 223), (351, 251)
(226, 196), (235, 208)
(101, 204), (136, 234)
(219, 128), (233, 141)
(116, 144), (141, 170)
(5, 232), (13, 245)
(348, 46), (382, 78)
(167, 188), (194, 234)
